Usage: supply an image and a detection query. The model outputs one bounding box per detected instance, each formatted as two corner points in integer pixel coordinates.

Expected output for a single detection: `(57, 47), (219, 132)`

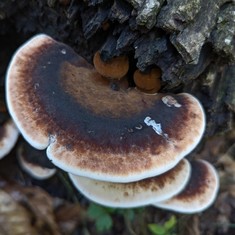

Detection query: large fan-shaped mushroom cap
(6, 34), (205, 182)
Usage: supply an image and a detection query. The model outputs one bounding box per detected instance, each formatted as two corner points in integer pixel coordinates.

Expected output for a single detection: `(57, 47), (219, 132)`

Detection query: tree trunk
(0, 0), (234, 136)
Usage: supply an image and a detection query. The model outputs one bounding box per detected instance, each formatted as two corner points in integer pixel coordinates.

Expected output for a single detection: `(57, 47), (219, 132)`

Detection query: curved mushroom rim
(6, 35), (50, 150)
(6, 34), (206, 183)
(0, 119), (19, 159)
(68, 159), (191, 208)
(18, 154), (56, 180)
(153, 160), (219, 213)
(18, 142), (55, 169)
(46, 93), (205, 182)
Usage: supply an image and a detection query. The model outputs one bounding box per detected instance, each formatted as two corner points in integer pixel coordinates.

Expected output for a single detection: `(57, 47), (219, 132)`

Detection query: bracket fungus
(69, 159), (191, 208)
(6, 34), (206, 183)
(0, 119), (19, 159)
(17, 143), (56, 180)
(153, 160), (219, 213)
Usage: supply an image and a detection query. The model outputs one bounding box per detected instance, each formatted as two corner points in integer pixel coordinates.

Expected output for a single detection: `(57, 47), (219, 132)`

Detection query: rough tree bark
(0, 0), (234, 136)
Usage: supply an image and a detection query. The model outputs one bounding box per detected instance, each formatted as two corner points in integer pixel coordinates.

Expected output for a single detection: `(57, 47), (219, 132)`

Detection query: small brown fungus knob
(93, 51), (129, 80)
(134, 67), (161, 94)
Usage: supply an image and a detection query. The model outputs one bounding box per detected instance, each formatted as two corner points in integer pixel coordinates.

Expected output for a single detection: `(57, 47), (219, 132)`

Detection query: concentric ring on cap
(69, 159), (191, 208)
(6, 34), (206, 182)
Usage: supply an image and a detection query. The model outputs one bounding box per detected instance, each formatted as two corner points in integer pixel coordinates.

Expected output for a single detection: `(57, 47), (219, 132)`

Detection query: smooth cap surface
(153, 160), (219, 213)
(6, 34), (205, 182)
(69, 159), (191, 208)
(93, 51), (129, 79)
(134, 68), (161, 93)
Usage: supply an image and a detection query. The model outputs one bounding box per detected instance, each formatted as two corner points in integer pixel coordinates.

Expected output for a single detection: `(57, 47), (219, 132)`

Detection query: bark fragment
(82, 5), (110, 39)
(210, 3), (235, 62)
(157, 0), (202, 32)
(170, 0), (221, 64)
(136, 0), (165, 29)
(110, 0), (132, 23)
(224, 66), (235, 112)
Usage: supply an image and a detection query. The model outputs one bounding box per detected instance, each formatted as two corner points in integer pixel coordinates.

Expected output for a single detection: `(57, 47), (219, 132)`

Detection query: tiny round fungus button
(93, 51), (129, 80)
(69, 159), (191, 208)
(6, 34), (206, 183)
(17, 142), (56, 180)
(153, 160), (219, 213)
(0, 119), (19, 159)
(134, 68), (161, 94)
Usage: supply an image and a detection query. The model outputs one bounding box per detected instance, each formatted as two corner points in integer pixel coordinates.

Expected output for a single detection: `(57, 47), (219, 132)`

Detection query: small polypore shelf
(0, 119), (19, 159)
(17, 142), (56, 180)
(153, 160), (219, 213)
(69, 159), (191, 208)
(69, 159), (219, 211)
(6, 34), (205, 183)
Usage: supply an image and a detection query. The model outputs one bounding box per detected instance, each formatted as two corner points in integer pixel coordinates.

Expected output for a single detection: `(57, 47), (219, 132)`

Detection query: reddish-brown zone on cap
(173, 161), (214, 201)
(8, 36), (204, 177)
(121, 158), (186, 193)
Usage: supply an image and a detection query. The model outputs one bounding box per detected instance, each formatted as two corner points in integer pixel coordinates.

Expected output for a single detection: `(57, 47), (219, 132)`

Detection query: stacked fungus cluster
(6, 35), (219, 213)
